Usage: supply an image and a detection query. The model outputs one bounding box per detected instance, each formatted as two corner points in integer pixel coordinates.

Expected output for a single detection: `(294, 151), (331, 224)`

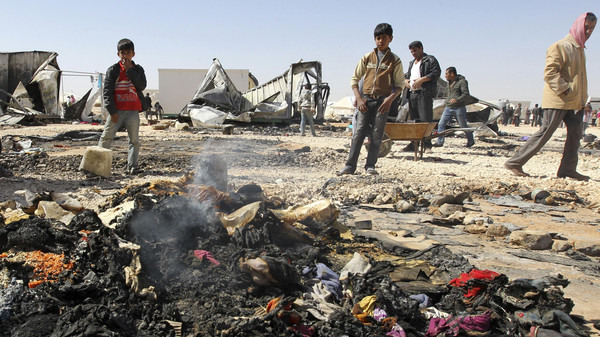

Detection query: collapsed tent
(0, 51), (61, 116)
(180, 59), (330, 126)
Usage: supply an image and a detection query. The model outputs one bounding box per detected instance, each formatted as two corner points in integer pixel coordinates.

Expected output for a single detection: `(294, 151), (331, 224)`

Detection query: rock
(448, 211), (467, 222)
(0, 200), (17, 210)
(430, 195), (455, 206)
(573, 240), (600, 257)
(394, 200), (415, 213)
(486, 224), (511, 237)
(552, 240), (573, 252)
(509, 230), (554, 250)
(464, 224), (488, 234)
(34, 200), (75, 224)
(175, 121), (190, 130)
(438, 203), (464, 216)
(79, 146), (112, 178)
(52, 192), (85, 212)
(463, 213), (494, 225)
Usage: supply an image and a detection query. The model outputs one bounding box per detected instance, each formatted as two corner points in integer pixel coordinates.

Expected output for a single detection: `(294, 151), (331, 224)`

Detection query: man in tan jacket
(505, 12), (596, 181)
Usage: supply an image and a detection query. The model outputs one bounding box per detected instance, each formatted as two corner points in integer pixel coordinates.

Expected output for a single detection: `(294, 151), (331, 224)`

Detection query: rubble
(1, 120), (600, 335)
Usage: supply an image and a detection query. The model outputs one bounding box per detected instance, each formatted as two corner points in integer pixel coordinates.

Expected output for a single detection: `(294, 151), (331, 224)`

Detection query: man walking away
(505, 12), (596, 181)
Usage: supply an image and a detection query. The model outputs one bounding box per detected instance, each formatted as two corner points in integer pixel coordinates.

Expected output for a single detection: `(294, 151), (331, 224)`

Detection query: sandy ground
(1, 117), (600, 329)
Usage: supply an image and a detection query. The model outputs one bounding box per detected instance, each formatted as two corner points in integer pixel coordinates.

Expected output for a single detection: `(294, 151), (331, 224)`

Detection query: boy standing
(338, 23), (404, 175)
(299, 83), (317, 136)
(98, 38), (147, 174)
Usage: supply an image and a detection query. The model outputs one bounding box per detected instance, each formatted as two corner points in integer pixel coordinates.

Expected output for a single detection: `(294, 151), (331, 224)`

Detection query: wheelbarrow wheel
(363, 133), (392, 158)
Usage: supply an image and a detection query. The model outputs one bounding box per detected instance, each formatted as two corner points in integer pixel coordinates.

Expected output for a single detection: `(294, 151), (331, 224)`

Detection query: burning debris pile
(0, 171), (591, 336)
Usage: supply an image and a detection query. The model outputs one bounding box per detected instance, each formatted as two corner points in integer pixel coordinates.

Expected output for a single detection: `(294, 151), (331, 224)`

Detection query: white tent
(325, 96), (355, 120)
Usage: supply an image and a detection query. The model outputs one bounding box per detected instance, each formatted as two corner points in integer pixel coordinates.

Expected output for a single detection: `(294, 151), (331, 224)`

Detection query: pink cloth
(569, 13), (590, 48)
(193, 250), (220, 266)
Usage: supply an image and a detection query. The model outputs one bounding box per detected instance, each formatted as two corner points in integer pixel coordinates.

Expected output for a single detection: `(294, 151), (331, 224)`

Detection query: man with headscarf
(505, 12), (596, 181)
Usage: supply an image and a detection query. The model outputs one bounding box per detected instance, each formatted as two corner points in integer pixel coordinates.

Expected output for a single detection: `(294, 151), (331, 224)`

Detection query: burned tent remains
(180, 59), (330, 126)
(0, 171), (591, 336)
(0, 51), (61, 118)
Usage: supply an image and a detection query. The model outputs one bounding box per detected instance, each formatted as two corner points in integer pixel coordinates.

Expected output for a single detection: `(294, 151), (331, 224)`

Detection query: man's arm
(543, 43), (569, 95)
(103, 64), (118, 117)
(127, 64), (147, 92)
(455, 79), (470, 105)
(351, 54), (368, 112)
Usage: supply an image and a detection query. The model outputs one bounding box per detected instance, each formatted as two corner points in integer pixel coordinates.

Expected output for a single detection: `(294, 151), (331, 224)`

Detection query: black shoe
(466, 140), (475, 148)
(365, 167), (378, 175)
(557, 172), (590, 181)
(402, 143), (415, 152)
(0, 165), (13, 178)
(336, 166), (354, 176)
(432, 142), (443, 147)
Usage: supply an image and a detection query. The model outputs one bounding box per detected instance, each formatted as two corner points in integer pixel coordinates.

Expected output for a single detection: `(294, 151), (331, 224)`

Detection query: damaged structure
(180, 59), (330, 126)
(0, 51), (61, 123)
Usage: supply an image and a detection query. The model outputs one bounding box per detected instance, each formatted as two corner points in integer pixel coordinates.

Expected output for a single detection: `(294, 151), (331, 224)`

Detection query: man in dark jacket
(432, 67), (475, 148)
(403, 40), (441, 150)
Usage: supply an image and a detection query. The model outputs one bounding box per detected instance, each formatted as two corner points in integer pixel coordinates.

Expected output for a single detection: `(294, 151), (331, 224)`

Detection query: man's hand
(378, 96), (393, 114)
(411, 77), (424, 90)
(122, 59), (133, 70)
(356, 97), (367, 113)
(449, 99), (458, 104)
(111, 114), (119, 123)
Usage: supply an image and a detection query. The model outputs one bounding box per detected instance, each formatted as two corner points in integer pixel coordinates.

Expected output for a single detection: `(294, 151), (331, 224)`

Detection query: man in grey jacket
(433, 67), (475, 148)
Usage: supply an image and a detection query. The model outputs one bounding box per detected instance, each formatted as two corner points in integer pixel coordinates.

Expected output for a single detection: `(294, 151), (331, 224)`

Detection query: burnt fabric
(303, 263), (342, 301)
(449, 268), (500, 297)
(193, 249), (220, 266)
(425, 311), (492, 337)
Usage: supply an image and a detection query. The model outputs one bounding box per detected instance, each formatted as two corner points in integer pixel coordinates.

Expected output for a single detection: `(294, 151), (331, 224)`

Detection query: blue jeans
(98, 110), (141, 168)
(300, 107), (316, 136)
(344, 97), (389, 171)
(436, 106), (474, 145)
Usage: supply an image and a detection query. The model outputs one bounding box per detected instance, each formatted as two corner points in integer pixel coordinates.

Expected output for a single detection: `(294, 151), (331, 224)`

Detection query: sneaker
(366, 167), (378, 175)
(128, 166), (143, 175)
(336, 166), (354, 176)
(432, 142), (443, 147)
(504, 163), (530, 177)
(557, 172), (590, 181)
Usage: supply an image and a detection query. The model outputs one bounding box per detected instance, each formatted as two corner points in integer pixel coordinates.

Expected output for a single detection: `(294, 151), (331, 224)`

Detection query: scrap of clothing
(449, 269), (500, 297)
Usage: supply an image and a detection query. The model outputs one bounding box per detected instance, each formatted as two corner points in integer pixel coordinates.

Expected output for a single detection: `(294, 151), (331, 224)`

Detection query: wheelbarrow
(382, 122), (438, 160)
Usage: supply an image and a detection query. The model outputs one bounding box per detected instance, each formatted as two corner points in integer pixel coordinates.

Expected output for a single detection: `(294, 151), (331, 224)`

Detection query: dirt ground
(1, 116), (600, 330)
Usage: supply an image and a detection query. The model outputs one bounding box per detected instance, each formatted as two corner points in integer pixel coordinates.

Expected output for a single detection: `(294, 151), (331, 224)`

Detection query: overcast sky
(3, 0), (599, 106)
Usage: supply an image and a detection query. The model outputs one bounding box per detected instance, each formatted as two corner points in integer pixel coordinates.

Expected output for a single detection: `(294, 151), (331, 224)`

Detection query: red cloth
(193, 250), (220, 266)
(114, 62), (142, 111)
(449, 269), (500, 298)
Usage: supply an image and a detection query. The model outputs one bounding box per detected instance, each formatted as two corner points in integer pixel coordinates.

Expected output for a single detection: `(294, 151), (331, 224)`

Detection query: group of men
(338, 24), (478, 176)
(339, 12), (596, 182)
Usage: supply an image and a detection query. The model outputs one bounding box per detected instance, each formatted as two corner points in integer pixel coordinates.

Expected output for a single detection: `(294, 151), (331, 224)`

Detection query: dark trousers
(345, 98), (389, 171)
(505, 109), (582, 175)
(408, 90), (434, 146)
(408, 90), (433, 122)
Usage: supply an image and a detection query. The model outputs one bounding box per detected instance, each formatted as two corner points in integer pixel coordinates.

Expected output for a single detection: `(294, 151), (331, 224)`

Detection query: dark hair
(408, 41), (423, 49)
(374, 23), (393, 37)
(446, 66), (457, 75)
(586, 12), (597, 22)
(117, 38), (135, 52)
